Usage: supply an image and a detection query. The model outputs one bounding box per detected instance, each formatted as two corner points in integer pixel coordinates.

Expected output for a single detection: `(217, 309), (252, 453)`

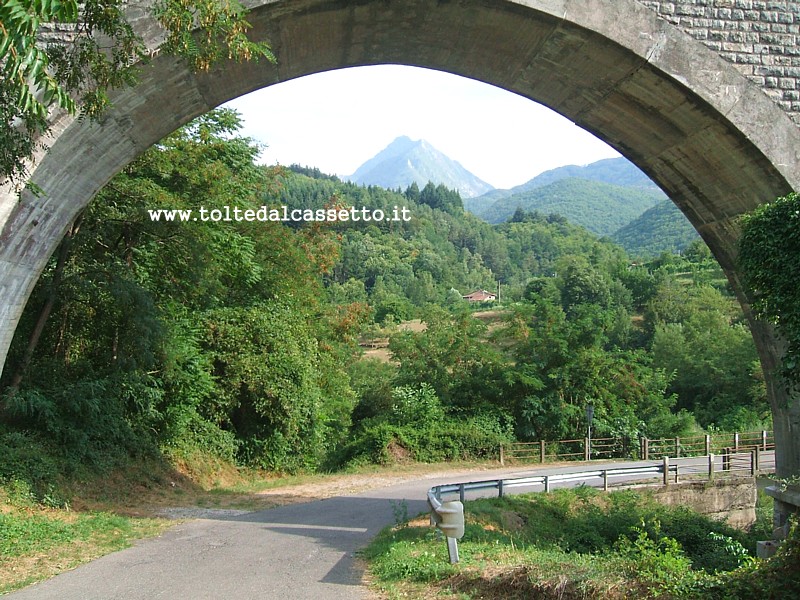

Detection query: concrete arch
(1, 0), (799, 473)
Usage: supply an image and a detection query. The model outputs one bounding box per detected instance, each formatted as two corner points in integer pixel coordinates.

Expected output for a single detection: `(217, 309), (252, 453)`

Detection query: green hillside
(477, 177), (665, 236)
(466, 157), (662, 218)
(280, 166), (612, 306)
(613, 199), (700, 258)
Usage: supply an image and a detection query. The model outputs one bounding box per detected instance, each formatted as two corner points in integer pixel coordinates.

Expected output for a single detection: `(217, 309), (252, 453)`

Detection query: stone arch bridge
(1, 0), (799, 475)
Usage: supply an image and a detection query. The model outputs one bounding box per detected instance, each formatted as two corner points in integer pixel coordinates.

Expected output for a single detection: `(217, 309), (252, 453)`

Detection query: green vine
(738, 192), (800, 390)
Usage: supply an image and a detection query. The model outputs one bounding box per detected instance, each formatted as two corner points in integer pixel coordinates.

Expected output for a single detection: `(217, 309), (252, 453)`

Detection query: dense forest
(612, 199), (700, 257)
(0, 110), (770, 494)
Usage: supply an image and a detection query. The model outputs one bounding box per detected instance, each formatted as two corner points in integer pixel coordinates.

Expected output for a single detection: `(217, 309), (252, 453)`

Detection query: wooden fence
(499, 430), (774, 465)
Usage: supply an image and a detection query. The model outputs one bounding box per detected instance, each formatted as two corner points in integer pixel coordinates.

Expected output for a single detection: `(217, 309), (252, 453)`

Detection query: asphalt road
(7, 466), (519, 600)
(7, 456), (773, 599)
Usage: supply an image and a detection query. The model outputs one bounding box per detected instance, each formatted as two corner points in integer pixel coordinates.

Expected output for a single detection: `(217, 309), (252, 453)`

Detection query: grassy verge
(362, 486), (799, 599)
(0, 485), (170, 594)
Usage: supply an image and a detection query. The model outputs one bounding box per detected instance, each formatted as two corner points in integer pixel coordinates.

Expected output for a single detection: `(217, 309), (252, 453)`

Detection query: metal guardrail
(433, 451), (776, 501)
(431, 462), (674, 504)
(427, 449), (776, 562)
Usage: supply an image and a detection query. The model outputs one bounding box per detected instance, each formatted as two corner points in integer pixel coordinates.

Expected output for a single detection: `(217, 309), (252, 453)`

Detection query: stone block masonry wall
(638, 1), (800, 125)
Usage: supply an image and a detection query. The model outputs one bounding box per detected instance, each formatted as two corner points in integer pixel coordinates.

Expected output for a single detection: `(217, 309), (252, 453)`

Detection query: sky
(224, 65), (621, 191)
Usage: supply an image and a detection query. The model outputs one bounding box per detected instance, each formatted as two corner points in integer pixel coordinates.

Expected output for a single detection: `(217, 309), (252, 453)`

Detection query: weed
(391, 498), (410, 527)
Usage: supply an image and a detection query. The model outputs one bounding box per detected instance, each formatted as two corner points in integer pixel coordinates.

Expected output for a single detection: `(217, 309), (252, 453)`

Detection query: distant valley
(347, 138), (698, 257)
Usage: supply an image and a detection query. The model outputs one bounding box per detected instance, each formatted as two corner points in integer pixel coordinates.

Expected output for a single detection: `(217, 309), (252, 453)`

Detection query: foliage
(1, 0), (74, 182)
(1, 109), (354, 476)
(507, 282), (693, 442)
(739, 192), (800, 388)
(362, 487), (774, 600)
(620, 252), (767, 430)
(0, 0), (272, 184)
(389, 308), (508, 413)
(0, 428), (61, 503)
(613, 199), (700, 258)
(201, 302), (351, 471)
(614, 523), (693, 589)
(334, 399), (512, 468)
(153, 0), (274, 71)
(417, 181), (463, 213)
(693, 520), (800, 599)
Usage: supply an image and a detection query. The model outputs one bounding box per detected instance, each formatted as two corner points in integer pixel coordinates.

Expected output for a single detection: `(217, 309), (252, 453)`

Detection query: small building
(462, 289), (497, 302)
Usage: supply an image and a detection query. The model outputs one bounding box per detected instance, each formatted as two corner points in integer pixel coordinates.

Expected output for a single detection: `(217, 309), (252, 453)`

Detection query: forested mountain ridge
(463, 157), (700, 255)
(348, 135), (494, 199)
(613, 200), (701, 258)
(464, 156), (662, 214)
(471, 177), (665, 236)
(519, 156), (661, 191)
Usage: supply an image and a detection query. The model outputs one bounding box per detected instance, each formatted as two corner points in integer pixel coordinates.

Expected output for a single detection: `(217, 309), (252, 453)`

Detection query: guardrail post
(662, 456), (670, 486)
(544, 475), (551, 493)
(459, 483), (465, 504)
(708, 453), (715, 481)
(499, 444), (505, 466)
(540, 440), (546, 463)
(603, 469), (609, 491)
(498, 479), (504, 498)
(584, 437), (590, 461)
(705, 434), (711, 456)
(446, 537), (459, 564)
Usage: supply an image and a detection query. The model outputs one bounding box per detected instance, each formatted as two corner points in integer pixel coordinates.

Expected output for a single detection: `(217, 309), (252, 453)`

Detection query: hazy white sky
(224, 65), (620, 190)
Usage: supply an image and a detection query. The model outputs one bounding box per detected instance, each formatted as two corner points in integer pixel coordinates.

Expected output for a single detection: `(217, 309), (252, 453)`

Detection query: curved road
(7, 458), (769, 599)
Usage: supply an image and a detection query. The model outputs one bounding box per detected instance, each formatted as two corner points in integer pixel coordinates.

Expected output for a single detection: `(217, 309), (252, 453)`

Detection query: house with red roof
(462, 289), (497, 302)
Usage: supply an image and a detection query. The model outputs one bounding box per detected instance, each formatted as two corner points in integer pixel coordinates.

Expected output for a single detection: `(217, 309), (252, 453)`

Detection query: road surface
(7, 456), (771, 599)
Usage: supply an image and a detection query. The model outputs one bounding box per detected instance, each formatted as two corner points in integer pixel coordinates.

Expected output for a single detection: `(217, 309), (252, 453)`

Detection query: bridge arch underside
(1, 0), (800, 473)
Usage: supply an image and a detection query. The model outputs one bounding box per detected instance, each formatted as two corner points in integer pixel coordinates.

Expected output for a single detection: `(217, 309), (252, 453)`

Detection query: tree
(651, 317), (767, 430)
(418, 182), (463, 213)
(1, 0), (273, 184)
(1, 109), (358, 474)
(405, 182), (420, 203)
(389, 307), (508, 413)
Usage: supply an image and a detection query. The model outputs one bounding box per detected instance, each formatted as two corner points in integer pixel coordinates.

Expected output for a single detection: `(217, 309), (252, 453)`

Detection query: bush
(693, 520), (800, 599)
(331, 414), (511, 469)
(0, 428), (63, 504)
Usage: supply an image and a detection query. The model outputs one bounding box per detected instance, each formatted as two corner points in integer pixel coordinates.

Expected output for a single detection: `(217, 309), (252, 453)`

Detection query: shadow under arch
(1, 0), (799, 474)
